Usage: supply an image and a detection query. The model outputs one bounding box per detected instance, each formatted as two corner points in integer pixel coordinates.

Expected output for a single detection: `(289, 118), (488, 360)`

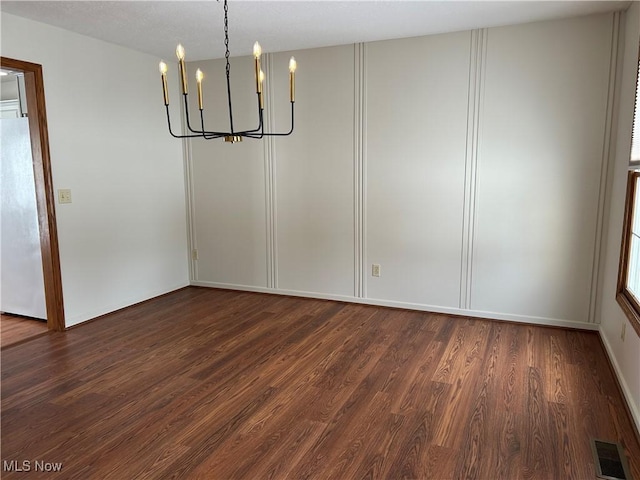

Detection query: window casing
(617, 55), (640, 337)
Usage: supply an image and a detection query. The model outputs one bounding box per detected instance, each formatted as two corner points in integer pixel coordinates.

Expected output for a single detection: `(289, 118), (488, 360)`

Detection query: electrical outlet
(621, 322), (626, 341)
(58, 189), (72, 204)
(372, 264), (381, 277)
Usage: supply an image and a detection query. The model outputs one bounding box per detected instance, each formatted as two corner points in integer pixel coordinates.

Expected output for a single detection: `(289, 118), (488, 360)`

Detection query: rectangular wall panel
(471, 14), (613, 321)
(365, 32), (471, 308)
(271, 45), (355, 296)
(188, 57), (268, 287)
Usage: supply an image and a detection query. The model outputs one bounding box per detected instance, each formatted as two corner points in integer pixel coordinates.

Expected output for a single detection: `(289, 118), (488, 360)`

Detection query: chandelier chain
(223, 0), (230, 78)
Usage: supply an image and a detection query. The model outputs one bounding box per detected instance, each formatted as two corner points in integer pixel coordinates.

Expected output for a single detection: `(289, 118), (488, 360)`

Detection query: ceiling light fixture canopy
(159, 0), (296, 143)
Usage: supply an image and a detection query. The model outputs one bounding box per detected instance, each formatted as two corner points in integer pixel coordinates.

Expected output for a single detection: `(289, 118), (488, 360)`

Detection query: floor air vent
(591, 439), (632, 480)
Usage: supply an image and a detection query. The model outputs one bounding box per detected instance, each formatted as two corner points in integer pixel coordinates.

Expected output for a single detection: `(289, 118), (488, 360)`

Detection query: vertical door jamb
(1, 56), (65, 331)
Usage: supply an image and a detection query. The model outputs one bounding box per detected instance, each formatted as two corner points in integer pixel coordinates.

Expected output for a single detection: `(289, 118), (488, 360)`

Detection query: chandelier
(158, 0), (297, 143)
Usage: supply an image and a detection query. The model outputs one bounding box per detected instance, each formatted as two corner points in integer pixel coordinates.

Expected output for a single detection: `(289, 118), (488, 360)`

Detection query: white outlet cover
(58, 189), (72, 204)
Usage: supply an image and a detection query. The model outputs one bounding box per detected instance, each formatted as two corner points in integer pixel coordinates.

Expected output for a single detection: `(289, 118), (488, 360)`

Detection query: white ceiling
(1, 1), (632, 62)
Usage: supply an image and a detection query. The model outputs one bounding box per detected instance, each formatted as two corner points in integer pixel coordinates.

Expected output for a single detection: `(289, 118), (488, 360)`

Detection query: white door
(0, 100), (21, 118)
(0, 117), (47, 319)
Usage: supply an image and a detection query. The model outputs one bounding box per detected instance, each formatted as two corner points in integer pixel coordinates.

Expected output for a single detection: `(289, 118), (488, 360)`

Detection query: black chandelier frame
(163, 0), (295, 142)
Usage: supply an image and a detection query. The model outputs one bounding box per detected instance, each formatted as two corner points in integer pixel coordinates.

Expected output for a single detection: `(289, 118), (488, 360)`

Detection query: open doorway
(1, 70), (47, 346)
(1, 56), (64, 344)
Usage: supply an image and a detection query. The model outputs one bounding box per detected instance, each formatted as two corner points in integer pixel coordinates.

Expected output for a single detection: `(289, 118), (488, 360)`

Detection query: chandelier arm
(201, 111), (229, 139)
(180, 100), (291, 139)
(199, 109), (233, 138)
(184, 91), (235, 137)
(233, 128), (263, 136)
(165, 105), (205, 138)
(261, 102), (295, 137)
(229, 121), (264, 138)
(233, 106), (264, 135)
(183, 94), (208, 135)
(199, 109), (206, 137)
(197, 87), (263, 138)
(237, 96), (264, 134)
(242, 124), (264, 138)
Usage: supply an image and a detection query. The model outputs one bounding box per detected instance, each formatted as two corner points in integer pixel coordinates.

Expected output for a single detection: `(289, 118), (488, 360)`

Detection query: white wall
(190, 12), (614, 330)
(472, 15), (612, 322)
(597, 3), (640, 431)
(365, 32), (471, 307)
(1, 13), (189, 326)
(272, 46), (355, 296)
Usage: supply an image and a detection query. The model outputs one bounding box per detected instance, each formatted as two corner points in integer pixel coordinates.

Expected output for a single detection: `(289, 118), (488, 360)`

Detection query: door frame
(1, 56), (65, 331)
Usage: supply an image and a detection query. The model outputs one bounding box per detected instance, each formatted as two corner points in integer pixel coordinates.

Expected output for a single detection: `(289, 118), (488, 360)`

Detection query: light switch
(58, 189), (72, 204)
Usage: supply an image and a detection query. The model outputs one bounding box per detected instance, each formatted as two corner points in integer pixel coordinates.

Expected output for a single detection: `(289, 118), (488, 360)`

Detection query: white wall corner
(599, 328), (640, 434)
(594, 3), (640, 439)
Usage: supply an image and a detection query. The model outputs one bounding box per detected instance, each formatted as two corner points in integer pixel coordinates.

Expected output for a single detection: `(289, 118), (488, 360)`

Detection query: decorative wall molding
(460, 28), (487, 310)
(354, 43), (366, 298)
(263, 53), (278, 289)
(591, 11), (621, 324)
(183, 91), (199, 283)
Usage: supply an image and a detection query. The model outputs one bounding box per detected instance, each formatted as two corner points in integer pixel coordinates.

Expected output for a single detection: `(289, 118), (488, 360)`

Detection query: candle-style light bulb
(159, 60), (169, 106)
(253, 42), (262, 59)
(176, 44), (188, 94)
(289, 57), (296, 103)
(176, 44), (185, 60)
(195, 68), (204, 110)
(254, 42), (262, 94)
(259, 69), (265, 84)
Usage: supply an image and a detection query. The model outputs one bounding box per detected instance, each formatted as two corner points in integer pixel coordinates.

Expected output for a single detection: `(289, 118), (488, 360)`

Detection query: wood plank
(1, 313), (48, 349)
(487, 323), (525, 479)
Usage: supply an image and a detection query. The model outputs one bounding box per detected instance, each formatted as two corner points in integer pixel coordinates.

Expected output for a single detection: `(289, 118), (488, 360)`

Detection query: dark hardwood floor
(1, 313), (48, 349)
(1, 287), (639, 479)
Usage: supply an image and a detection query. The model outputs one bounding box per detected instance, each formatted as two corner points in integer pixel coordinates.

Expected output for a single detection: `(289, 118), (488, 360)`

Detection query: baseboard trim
(191, 281), (599, 331)
(598, 329), (640, 442)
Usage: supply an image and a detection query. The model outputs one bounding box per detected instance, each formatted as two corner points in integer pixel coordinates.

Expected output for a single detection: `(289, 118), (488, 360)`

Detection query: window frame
(617, 170), (640, 337)
(617, 45), (640, 336)
(616, 44), (640, 338)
